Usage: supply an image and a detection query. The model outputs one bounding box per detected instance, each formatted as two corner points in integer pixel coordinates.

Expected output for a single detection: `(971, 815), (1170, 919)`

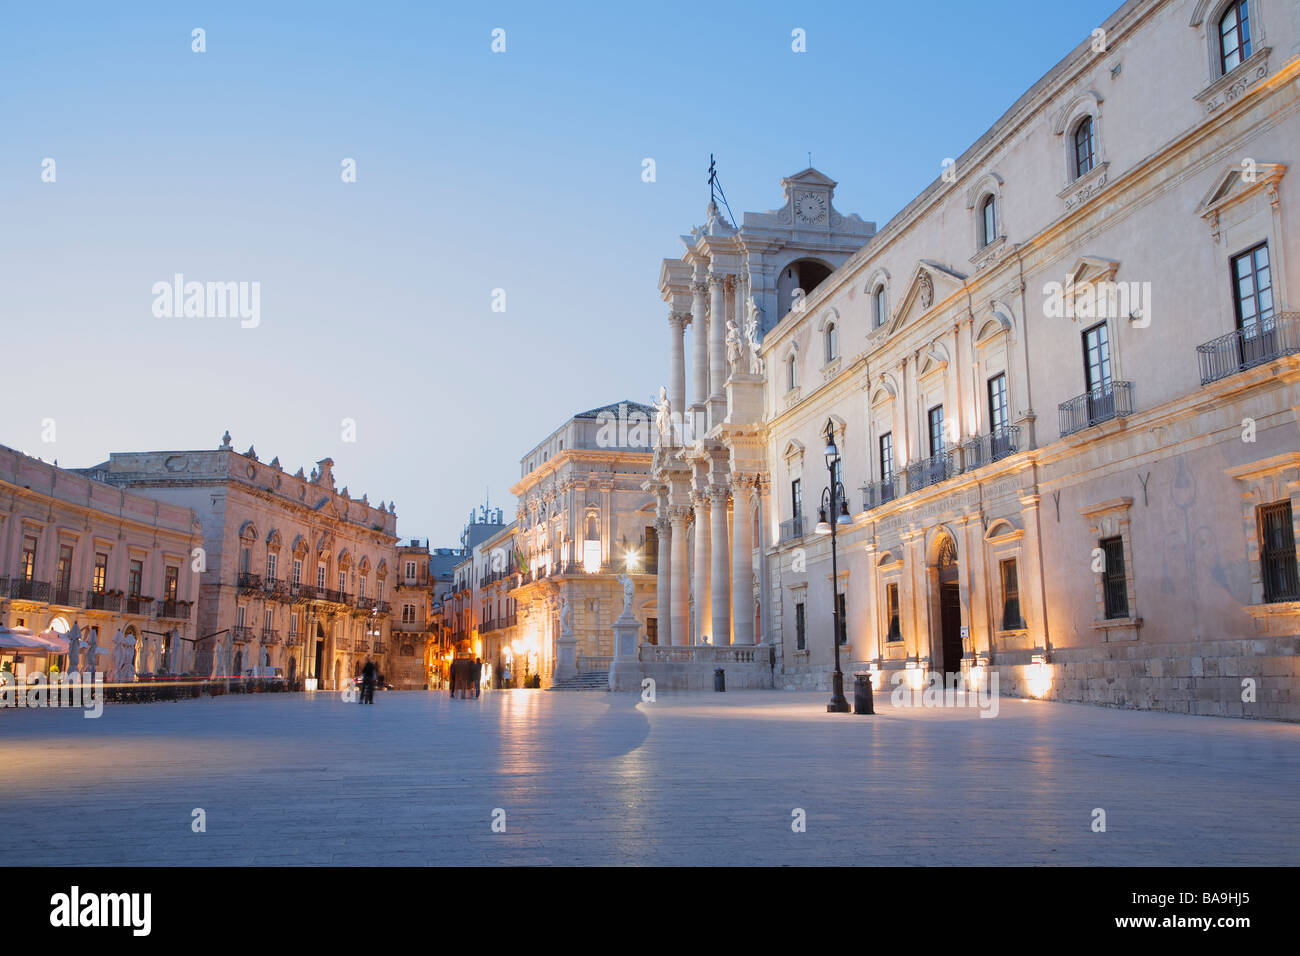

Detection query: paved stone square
(1, 689), (1297, 866)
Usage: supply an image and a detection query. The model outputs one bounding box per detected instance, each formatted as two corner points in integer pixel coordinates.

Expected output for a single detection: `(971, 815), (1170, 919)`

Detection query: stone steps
(548, 672), (611, 692)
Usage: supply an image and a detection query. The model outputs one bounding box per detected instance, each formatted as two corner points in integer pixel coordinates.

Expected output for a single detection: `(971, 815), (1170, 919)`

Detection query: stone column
(655, 515), (672, 646)
(730, 474), (755, 645)
(669, 507), (691, 646)
(710, 483), (731, 645)
(691, 281), (708, 433)
(668, 311), (688, 434)
(692, 491), (710, 645)
(708, 275), (727, 400)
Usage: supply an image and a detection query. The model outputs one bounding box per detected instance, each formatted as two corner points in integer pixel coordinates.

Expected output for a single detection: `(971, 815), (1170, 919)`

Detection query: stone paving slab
(1, 689), (1297, 865)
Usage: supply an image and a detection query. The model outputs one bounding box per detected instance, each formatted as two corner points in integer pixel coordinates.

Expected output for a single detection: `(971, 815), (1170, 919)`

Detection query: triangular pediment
(1067, 255), (1120, 286)
(782, 167), (838, 189)
(1197, 162), (1286, 218)
(889, 260), (968, 333)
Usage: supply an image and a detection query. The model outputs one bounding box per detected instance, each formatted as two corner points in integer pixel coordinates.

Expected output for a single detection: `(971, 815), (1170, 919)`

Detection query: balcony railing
(961, 425), (1022, 471)
(374, 601), (391, 615)
(1058, 381), (1134, 437)
(125, 596), (154, 615)
(1, 578), (51, 602)
(778, 516), (804, 545)
(156, 600), (192, 620)
(232, 625), (254, 643)
(285, 631), (304, 647)
(291, 583), (317, 602)
(85, 591), (121, 611)
(237, 572), (262, 592)
(1197, 314), (1300, 386)
(861, 476), (901, 512)
(261, 628), (281, 645)
(263, 577), (289, 600)
(50, 586), (83, 608)
(907, 452), (955, 492)
(355, 639), (371, 653)
(373, 641), (387, 654)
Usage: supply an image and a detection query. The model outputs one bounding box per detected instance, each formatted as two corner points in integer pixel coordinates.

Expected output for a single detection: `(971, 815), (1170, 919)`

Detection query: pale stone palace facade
(82, 435), (399, 689)
(432, 402), (658, 688)
(652, 0), (1300, 719)
(0, 444), (202, 677)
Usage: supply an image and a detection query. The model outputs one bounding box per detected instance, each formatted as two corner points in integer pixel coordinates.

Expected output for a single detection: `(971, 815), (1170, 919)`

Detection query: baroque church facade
(651, 0), (1300, 719)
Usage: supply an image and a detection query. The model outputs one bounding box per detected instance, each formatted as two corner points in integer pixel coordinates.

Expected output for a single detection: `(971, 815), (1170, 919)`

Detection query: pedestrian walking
(361, 658), (376, 705)
(473, 657), (483, 698)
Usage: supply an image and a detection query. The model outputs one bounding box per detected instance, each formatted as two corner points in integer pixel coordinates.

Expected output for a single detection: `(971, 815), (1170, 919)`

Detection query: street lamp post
(815, 419), (852, 713)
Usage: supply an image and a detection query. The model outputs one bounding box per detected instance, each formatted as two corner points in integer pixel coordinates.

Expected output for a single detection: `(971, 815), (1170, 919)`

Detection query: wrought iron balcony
(50, 586), (83, 608)
(961, 425), (1022, 471)
(263, 577), (289, 600)
(355, 639), (371, 653)
(85, 590), (121, 611)
(125, 595), (154, 615)
(1197, 314), (1299, 386)
(232, 625), (254, 643)
(292, 583), (317, 602)
(907, 452), (955, 492)
(237, 572), (262, 592)
(1058, 381), (1134, 437)
(373, 641), (387, 654)
(861, 476), (901, 512)
(355, 595), (376, 611)
(778, 516), (804, 545)
(261, 628), (281, 645)
(285, 631), (304, 647)
(156, 600), (192, 620)
(2, 578), (51, 602)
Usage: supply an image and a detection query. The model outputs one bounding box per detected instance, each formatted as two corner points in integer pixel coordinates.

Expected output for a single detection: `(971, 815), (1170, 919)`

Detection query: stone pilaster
(730, 473), (755, 645)
(668, 311), (688, 435)
(691, 491), (710, 644)
(655, 514), (672, 647)
(669, 506), (691, 646)
(709, 483), (731, 646)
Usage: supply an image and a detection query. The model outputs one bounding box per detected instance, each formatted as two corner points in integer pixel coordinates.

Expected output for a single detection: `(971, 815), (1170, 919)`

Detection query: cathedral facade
(652, 0), (1300, 719)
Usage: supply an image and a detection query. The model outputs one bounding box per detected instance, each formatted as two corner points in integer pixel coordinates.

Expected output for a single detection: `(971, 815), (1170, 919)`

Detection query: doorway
(934, 536), (963, 675)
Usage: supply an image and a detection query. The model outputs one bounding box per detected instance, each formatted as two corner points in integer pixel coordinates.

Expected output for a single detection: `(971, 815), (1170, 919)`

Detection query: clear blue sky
(1, 0), (1122, 545)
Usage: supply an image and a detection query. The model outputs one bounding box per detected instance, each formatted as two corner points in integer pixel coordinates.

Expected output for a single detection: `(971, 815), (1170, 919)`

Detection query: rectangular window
(405, 560), (416, 581)
(377, 580), (384, 602)
(795, 601), (806, 651)
(237, 605), (246, 627)
(57, 544), (74, 590)
(646, 617), (658, 646)
(263, 608), (273, 630)
(359, 577), (366, 599)
(239, 547), (251, 575)
(885, 584), (901, 642)
(128, 559), (143, 597)
(317, 564), (327, 589)
(93, 552), (108, 593)
(290, 612), (300, 636)
(1231, 242), (1276, 367)
(1100, 536), (1129, 619)
(164, 566), (179, 602)
(836, 592), (847, 645)
(879, 432), (893, 482)
(1000, 559), (1023, 630)
(928, 405), (945, 457)
(266, 551), (278, 581)
(791, 479), (803, 521)
(988, 373), (1008, 433)
(21, 535), (37, 581)
(1259, 501), (1299, 603)
(292, 560), (302, 586)
(1082, 322), (1112, 392)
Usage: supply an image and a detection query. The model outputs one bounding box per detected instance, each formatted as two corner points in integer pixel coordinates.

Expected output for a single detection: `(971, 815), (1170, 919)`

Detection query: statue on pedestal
(616, 572), (635, 620)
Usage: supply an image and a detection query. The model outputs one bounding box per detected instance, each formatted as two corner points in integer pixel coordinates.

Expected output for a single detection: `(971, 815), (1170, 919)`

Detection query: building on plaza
(389, 538), (442, 690)
(80, 433), (399, 690)
(430, 503), (510, 684)
(0, 443), (202, 678)
(652, 0), (1300, 718)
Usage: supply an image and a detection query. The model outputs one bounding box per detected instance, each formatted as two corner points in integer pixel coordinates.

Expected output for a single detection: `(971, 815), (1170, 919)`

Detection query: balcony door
(1082, 322), (1113, 425)
(987, 373), (1010, 459)
(1232, 242), (1275, 367)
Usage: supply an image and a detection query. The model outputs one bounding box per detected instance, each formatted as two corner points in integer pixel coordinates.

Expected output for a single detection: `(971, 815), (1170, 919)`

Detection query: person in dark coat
(473, 657), (483, 698)
(361, 658), (376, 704)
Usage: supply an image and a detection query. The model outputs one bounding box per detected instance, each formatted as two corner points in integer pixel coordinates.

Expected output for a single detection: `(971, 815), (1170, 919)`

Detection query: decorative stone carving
(918, 271), (934, 310)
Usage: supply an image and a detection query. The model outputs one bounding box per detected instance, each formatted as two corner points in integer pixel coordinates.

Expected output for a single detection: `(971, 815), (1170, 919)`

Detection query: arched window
(1219, 1), (1251, 73)
(787, 354), (799, 391)
(1072, 117), (1095, 180)
(824, 322), (838, 363)
(980, 195), (997, 247)
(872, 285), (887, 328)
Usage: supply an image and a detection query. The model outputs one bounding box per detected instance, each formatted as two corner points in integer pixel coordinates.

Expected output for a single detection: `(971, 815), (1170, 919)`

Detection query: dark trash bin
(854, 672), (875, 715)
(713, 667), (726, 692)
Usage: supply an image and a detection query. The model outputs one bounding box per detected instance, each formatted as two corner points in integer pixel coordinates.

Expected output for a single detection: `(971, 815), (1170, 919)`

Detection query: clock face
(795, 191), (827, 224)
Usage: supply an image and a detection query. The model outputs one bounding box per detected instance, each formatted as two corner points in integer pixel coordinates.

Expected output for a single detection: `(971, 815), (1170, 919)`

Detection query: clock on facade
(794, 191), (827, 224)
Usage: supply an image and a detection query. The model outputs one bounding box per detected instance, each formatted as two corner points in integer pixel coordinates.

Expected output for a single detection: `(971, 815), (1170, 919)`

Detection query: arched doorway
(233, 648), (243, 677)
(314, 621), (325, 684)
(287, 655), (297, 686)
(933, 535), (962, 675)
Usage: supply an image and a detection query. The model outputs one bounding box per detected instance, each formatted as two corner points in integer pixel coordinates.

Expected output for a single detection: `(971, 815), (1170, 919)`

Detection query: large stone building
(431, 402), (659, 688)
(652, 0), (1300, 719)
(82, 434), (399, 689)
(0, 444), (202, 678)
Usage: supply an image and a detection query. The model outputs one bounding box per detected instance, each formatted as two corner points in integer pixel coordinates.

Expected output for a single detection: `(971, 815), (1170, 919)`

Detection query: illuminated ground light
(1025, 655), (1053, 698)
(968, 663), (985, 692)
(905, 661), (924, 691)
